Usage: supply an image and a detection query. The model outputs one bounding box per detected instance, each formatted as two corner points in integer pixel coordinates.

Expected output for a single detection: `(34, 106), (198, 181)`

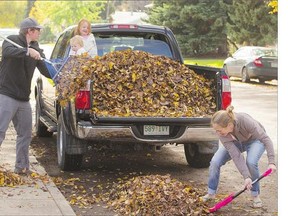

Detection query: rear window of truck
(94, 32), (173, 58)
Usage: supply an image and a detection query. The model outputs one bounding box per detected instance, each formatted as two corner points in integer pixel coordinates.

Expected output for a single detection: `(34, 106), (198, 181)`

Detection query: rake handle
(0, 34), (51, 62)
(209, 168), (272, 213)
(234, 168), (272, 199)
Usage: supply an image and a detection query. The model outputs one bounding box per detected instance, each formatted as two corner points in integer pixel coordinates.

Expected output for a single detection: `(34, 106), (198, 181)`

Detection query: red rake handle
(209, 194), (234, 213)
(209, 168), (272, 213)
(261, 168), (272, 178)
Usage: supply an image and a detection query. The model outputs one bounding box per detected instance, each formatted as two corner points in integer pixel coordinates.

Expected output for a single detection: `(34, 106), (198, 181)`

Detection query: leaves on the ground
(0, 166), (25, 187)
(56, 50), (216, 117)
(102, 174), (210, 216)
(50, 173), (210, 215)
(0, 165), (51, 188)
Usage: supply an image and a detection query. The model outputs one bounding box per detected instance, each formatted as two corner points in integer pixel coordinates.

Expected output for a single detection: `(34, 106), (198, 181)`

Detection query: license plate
(271, 62), (277, 67)
(143, 125), (169, 135)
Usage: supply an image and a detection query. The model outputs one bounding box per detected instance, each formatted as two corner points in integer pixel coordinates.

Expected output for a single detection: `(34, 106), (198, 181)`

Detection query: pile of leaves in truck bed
(56, 50), (216, 117)
(102, 174), (209, 216)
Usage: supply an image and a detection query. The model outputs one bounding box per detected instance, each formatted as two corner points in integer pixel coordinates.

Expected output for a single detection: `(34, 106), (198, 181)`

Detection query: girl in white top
(73, 19), (98, 57)
(70, 35), (87, 55)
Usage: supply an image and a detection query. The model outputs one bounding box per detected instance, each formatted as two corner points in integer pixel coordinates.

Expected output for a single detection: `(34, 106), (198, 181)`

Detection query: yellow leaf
(132, 73), (136, 82)
(108, 62), (114, 70)
(117, 84), (122, 91)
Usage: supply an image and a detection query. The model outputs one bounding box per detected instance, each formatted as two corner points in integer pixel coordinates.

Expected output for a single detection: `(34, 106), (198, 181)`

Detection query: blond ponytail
(211, 105), (235, 127)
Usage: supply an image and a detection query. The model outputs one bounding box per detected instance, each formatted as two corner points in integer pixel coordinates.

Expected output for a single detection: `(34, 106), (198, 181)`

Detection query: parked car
(0, 28), (19, 60)
(223, 46), (278, 83)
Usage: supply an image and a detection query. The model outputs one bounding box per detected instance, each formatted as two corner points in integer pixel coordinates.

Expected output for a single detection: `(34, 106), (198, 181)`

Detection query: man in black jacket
(0, 17), (51, 174)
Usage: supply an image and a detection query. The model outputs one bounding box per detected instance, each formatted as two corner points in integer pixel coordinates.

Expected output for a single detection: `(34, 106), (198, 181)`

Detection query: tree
(0, 1), (27, 27)
(268, 0), (278, 14)
(147, 0), (227, 57)
(113, 0), (152, 11)
(221, 0), (277, 47)
(26, 0), (36, 18)
(28, 1), (107, 43)
(30, 1), (106, 34)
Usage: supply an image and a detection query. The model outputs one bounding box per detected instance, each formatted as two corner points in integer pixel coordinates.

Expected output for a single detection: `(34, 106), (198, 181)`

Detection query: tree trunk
(25, 0), (36, 18)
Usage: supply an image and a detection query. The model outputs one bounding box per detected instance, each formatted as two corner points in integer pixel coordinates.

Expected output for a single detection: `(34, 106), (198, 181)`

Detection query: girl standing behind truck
(73, 18), (98, 57)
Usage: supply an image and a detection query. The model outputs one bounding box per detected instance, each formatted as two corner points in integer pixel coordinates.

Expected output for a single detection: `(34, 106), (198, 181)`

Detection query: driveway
(30, 75), (278, 215)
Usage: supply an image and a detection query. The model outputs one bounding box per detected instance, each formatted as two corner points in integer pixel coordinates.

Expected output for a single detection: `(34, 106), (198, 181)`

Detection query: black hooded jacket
(0, 33), (50, 101)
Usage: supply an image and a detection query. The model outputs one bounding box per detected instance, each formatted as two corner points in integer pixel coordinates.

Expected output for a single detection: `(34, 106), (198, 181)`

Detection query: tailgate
(93, 116), (211, 125)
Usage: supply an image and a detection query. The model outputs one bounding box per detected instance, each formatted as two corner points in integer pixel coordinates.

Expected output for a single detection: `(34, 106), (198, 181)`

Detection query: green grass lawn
(184, 58), (225, 68)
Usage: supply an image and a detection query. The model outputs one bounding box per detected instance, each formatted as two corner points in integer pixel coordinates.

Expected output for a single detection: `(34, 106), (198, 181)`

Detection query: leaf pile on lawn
(56, 50), (216, 117)
(102, 174), (210, 216)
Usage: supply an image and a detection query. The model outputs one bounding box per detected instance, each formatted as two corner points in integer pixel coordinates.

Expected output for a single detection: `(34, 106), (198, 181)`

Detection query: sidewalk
(0, 124), (76, 216)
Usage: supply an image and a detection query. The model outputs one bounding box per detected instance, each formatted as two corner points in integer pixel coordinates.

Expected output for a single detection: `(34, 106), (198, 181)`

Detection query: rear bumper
(248, 67), (278, 80)
(76, 123), (218, 144)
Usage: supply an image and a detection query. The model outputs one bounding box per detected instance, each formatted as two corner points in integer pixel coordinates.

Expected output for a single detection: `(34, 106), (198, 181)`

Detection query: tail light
(109, 24), (138, 29)
(75, 91), (90, 110)
(221, 75), (232, 109)
(75, 80), (91, 110)
(253, 58), (263, 67)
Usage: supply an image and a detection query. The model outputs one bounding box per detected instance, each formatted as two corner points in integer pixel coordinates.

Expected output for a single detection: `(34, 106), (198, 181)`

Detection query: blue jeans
(207, 140), (265, 197)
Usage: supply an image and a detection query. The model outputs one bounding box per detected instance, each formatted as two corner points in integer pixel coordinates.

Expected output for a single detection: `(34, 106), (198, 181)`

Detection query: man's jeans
(207, 140), (265, 197)
(0, 94), (32, 170)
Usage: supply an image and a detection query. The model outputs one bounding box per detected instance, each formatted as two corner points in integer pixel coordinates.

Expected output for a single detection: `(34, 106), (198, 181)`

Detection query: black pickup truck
(35, 24), (232, 171)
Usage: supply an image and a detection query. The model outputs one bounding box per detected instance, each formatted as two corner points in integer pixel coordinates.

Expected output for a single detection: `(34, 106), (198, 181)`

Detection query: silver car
(223, 46), (278, 83)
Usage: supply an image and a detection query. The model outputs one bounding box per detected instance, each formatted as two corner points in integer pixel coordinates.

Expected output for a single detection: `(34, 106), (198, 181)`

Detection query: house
(110, 11), (149, 25)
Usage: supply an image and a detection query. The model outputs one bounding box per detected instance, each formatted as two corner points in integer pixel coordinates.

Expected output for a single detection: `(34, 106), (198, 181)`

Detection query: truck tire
(35, 99), (53, 137)
(57, 114), (83, 171)
(184, 144), (213, 168)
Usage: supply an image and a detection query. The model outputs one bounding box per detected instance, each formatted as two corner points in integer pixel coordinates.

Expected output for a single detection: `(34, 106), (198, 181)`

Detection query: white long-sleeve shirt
(82, 34), (98, 57)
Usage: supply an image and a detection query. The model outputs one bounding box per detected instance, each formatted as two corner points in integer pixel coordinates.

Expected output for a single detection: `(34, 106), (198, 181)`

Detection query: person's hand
(268, 163), (277, 173)
(244, 178), (252, 191)
(28, 48), (41, 60)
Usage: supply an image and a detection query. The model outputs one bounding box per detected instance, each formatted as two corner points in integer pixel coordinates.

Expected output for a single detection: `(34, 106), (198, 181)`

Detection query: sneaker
(14, 168), (32, 175)
(201, 194), (215, 202)
(252, 196), (263, 208)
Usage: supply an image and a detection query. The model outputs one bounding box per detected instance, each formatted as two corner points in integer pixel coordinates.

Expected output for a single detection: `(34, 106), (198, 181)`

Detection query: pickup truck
(35, 24), (232, 171)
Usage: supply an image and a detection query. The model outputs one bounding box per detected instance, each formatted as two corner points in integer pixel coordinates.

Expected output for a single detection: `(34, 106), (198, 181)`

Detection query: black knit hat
(20, 18), (43, 29)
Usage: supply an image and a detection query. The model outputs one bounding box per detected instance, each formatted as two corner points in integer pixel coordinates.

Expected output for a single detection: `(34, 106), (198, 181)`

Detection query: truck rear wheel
(57, 114), (83, 171)
(184, 144), (213, 168)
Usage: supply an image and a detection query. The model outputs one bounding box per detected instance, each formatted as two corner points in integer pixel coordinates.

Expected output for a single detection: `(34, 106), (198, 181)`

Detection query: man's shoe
(14, 168), (32, 175)
(201, 194), (215, 202)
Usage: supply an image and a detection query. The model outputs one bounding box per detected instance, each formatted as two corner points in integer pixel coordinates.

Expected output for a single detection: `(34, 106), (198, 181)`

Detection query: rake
(209, 168), (272, 213)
